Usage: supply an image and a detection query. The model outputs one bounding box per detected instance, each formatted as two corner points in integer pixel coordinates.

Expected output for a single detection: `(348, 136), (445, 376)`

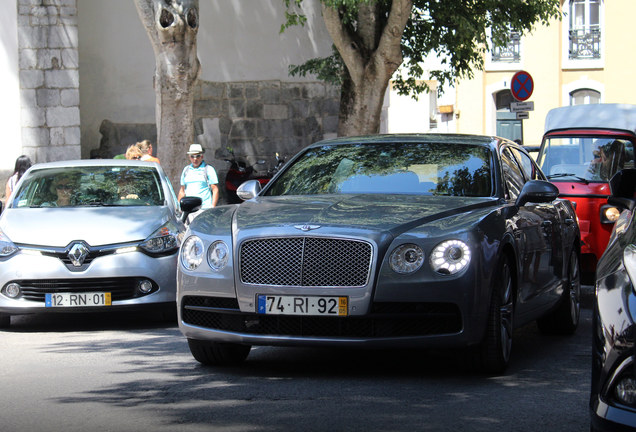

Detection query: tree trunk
(321, 0), (412, 136)
(134, 0), (201, 185)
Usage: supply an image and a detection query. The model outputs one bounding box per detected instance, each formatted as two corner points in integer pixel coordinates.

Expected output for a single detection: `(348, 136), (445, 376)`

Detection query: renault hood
(0, 206), (174, 247)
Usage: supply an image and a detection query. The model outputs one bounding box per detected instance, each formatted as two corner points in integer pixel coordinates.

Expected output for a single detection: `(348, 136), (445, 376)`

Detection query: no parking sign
(511, 71), (534, 102)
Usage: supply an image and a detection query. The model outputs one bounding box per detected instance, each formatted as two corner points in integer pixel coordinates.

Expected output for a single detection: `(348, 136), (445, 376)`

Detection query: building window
(569, 0), (601, 60)
(496, 90), (514, 111)
(570, 89), (601, 105)
(491, 31), (521, 63)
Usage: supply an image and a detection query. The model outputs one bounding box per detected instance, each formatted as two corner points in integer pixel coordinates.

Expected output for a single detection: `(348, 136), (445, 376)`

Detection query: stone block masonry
(194, 80), (340, 172)
(18, 0), (80, 163)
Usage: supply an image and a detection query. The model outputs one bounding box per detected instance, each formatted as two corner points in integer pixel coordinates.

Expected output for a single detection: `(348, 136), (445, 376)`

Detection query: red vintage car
(536, 103), (636, 283)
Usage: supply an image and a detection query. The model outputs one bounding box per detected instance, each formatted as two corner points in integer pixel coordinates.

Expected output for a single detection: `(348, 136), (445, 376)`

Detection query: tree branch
(376, 0), (412, 73)
(320, 3), (365, 85)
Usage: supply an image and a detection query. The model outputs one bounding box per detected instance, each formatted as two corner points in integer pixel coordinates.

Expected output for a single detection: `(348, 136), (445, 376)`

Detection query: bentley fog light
(431, 240), (471, 275)
(140, 223), (180, 255)
(0, 230), (18, 258)
(601, 205), (621, 224)
(615, 377), (636, 406)
(138, 279), (153, 294)
(389, 244), (424, 274)
(207, 241), (229, 272)
(4, 283), (21, 299)
(181, 235), (204, 270)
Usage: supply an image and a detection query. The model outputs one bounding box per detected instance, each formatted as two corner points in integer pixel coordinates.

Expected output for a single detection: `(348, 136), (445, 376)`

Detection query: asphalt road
(1, 297), (593, 432)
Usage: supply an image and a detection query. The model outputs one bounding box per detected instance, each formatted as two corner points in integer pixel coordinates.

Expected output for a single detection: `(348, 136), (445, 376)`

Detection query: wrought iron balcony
(569, 28), (601, 60)
(491, 32), (521, 63)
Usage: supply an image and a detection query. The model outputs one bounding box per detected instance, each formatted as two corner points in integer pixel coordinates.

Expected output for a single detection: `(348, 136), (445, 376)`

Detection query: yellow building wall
(456, 0), (636, 146)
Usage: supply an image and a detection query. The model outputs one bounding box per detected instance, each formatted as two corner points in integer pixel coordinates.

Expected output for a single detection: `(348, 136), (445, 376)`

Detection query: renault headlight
(139, 222), (180, 255)
(389, 244), (425, 274)
(430, 240), (471, 275)
(0, 230), (18, 258)
(181, 235), (204, 270)
(207, 241), (229, 271)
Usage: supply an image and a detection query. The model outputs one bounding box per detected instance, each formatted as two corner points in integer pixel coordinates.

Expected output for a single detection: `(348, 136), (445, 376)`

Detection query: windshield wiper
(81, 201), (116, 207)
(547, 173), (589, 184)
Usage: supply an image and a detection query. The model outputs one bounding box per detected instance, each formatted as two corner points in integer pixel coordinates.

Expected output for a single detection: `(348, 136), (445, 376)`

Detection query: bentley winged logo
(294, 224), (321, 232)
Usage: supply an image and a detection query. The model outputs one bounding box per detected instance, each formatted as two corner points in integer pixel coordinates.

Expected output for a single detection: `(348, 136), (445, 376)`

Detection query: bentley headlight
(140, 222), (180, 255)
(431, 240), (471, 275)
(389, 244), (424, 274)
(207, 241), (229, 271)
(181, 235), (204, 270)
(601, 205), (621, 224)
(0, 230), (18, 258)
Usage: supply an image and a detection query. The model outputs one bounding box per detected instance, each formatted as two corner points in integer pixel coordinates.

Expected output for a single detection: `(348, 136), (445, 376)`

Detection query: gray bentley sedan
(0, 159), (186, 327)
(178, 134), (581, 373)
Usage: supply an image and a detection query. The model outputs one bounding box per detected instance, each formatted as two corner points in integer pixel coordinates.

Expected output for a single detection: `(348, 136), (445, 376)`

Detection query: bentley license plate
(45, 292), (112, 307)
(257, 295), (348, 316)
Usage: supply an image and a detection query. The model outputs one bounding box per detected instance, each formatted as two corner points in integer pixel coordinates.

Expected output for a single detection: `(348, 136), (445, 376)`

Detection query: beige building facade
(455, 0), (636, 146)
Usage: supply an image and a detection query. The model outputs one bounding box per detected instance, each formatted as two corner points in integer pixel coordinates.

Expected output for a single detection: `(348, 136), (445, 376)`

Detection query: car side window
(501, 148), (525, 200)
(510, 148), (543, 181)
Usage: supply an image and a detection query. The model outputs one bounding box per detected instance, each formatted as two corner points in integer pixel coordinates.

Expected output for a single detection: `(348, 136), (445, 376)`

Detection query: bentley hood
(0, 206), (174, 247)
(228, 194), (497, 236)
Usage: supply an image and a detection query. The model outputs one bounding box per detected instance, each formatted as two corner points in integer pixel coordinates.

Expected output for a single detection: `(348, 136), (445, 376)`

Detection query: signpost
(510, 70), (534, 101)
(510, 101), (534, 112)
(510, 71), (534, 123)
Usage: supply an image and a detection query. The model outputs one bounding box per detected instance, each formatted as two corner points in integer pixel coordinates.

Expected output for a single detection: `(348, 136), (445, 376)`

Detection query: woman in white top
(4, 155), (32, 203)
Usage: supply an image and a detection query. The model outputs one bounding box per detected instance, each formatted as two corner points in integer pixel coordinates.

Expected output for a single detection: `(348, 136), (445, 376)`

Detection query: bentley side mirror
(237, 180), (262, 201)
(515, 180), (559, 207)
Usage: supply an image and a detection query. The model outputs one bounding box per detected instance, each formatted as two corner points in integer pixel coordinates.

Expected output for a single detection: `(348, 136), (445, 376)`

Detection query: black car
(178, 134), (581, 373)
(591, 169), (636, 431)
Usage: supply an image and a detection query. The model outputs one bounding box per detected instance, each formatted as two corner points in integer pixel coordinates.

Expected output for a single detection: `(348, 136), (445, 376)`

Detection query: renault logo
(294, 224), (320, 232)
(68, 242), (89, 267)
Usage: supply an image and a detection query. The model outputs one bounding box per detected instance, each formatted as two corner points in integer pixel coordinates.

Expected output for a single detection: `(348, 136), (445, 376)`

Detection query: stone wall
(18, 0), (80, 163)
(91, 79), (341, 175)
(193, 80), (340, 172)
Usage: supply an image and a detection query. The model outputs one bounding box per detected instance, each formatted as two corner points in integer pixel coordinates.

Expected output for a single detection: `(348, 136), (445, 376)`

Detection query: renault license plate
(257, 295), (348, 316)
(45, 292), (112, 307)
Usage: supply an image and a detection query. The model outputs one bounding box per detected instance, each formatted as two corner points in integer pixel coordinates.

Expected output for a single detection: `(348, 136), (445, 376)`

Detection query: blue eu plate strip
(257, 295), (267, 314)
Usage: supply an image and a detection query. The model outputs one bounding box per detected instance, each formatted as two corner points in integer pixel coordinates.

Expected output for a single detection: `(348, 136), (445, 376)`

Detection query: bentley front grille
(239, 237), (373, 287)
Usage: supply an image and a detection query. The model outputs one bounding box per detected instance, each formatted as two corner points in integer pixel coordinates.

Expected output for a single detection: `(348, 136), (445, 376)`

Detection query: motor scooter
(224, 151), (285, 204)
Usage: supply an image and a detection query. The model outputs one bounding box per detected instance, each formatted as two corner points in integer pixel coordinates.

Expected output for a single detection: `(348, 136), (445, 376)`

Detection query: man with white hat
(177, 144), (219, 212)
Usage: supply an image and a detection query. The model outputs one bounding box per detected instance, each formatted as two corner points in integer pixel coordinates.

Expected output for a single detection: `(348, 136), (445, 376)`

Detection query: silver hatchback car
(0, 159), (188, 328)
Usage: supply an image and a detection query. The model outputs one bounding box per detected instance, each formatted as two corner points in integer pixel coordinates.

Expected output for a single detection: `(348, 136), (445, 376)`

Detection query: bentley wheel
(537, 249), (580, 335)
(479, 255), (514, 374)
(187, 339), (251, 366)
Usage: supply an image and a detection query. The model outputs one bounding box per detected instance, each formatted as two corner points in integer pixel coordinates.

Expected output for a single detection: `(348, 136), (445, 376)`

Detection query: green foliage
(283, 0), (561, 97)
(288, 46), (345, 85)
(280, 0), (307, 33)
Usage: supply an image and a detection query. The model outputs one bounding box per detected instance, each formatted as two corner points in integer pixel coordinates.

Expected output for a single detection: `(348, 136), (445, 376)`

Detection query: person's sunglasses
(189, 154), (203, 159)
(56, 184), (72, 190)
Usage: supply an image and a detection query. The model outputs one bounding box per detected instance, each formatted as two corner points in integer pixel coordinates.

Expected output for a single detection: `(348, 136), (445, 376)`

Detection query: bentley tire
(187, 339), (251, 366)
(478, 255), (514, 374)
(537, 249), (580, 335)
(0, 313), (10, 329)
